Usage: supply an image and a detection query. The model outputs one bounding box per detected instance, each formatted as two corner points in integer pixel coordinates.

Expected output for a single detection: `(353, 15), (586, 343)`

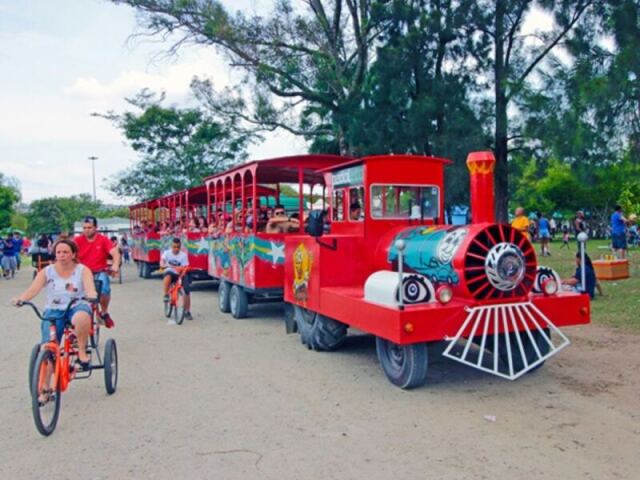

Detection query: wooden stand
(593, 259), (629, 280)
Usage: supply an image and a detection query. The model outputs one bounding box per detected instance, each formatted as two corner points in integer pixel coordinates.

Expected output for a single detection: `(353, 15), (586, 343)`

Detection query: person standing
(1, 235), (17, 278)
(610, 205), (629, 259)
(574, 210), (588, 248)
(12, 232), (24, 271)
(538, 212), (551, 256)
(511, 207), (530, 238)
(74, 216), (120, 328)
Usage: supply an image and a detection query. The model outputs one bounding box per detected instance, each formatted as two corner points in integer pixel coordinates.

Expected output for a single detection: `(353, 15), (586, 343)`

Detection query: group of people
(0, 232), (24, 279)
(13, 217), (120, 372)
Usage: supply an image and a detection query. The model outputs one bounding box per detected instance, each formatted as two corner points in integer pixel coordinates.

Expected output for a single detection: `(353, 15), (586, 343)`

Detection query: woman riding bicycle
(13, 239), (98, 371)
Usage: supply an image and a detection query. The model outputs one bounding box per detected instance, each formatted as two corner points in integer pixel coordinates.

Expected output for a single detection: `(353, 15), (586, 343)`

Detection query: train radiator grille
(442, 302), (570, 380)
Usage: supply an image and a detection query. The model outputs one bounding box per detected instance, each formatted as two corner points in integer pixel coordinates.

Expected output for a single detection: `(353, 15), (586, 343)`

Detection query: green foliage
(26, 194), (127, 236)
(10, 212), (28, 231)
(0, 174), (21, 228)
(98, 89), (254, 201)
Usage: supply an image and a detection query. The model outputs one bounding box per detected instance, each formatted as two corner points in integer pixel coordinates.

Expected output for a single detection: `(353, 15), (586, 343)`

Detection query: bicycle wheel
(28, 343), (41, 395)
(174, 287), (186, 325)
(31, 349), (61, 436)
(103, 338), (118, 394)
(164, 296), (173, 318)
(118, 268), (122, 284)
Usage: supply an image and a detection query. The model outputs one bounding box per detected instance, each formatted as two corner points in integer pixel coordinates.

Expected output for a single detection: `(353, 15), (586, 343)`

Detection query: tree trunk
(494, 0), (509, 223)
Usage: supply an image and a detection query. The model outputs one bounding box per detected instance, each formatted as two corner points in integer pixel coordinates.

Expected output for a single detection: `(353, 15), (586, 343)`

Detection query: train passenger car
(204, 154), (350, 318)
(130, 185), (210, 279)
(283, 152), (590, 388)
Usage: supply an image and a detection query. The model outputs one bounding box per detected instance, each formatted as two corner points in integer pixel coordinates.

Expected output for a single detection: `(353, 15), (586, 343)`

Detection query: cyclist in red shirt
(75, 216), (120, 328)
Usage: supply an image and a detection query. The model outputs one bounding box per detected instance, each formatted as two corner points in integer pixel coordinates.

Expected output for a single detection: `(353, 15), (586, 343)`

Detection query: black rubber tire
(375, 338), (428, 389)
(174, 288), (186, 325)
(104, 339), (118, 395)
(294, 306), (347, 351)
(142, 262), (151, 279)
(90, 320), (101, 352)
(31, 349), (61, 436)
(283, 303), (297, 334)
(164, 298), (173, 318)
(230, 285), (249, 319)
(28, 343), (41, 395)
(137, 261), (143, 278)
(498, 328), (551, 374)
(218, 281), (231, 313)
(118, 268), (122, 284)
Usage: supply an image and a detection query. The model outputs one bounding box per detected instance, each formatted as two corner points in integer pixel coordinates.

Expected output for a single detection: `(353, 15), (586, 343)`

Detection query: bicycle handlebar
(15, 297), (99, 322)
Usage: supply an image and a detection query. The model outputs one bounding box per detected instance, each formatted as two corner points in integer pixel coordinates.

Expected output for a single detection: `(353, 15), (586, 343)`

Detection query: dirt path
(1, 265), (638, 479)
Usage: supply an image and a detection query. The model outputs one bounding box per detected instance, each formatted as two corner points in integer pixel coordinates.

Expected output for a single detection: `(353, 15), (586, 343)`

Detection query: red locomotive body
(283, 152), (589, 388)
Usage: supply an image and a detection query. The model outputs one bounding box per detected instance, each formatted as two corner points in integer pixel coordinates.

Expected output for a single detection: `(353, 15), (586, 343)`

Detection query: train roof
(204, 154), (352, 185)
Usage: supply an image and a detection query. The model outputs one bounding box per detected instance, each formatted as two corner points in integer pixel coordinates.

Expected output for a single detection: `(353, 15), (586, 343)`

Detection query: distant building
(73, 217), (130, 235)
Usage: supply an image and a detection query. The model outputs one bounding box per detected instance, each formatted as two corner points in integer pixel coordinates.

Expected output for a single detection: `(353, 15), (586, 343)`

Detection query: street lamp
(88, 156), (98, 202)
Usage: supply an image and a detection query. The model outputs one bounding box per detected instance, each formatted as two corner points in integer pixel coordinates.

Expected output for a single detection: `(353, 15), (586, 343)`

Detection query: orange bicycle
(163, 266), (192, 325)
(20, 297), (118, 436)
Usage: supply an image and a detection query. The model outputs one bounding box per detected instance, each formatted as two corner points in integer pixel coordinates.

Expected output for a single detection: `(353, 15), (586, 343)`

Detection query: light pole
(88, 156), (98, 202)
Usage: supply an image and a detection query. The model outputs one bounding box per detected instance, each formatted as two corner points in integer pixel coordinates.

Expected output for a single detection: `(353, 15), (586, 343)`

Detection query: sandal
(75, 359), (91, 372)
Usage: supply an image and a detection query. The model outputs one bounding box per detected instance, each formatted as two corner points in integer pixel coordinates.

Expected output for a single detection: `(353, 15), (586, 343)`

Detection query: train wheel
(294, 306), (347, 351)
(218, 281), (231, 313)
(229, 285), (248, 319)
(375, 338), (428, 389)
(283, 303), (297, 334)
(142, 262), (151, 279)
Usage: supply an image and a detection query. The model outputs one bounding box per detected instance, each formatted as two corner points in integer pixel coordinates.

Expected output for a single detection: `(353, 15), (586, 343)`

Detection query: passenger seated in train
(197, 216), (208, 233)
(265, 205), (300, 233)
(349, 201), (363, 221)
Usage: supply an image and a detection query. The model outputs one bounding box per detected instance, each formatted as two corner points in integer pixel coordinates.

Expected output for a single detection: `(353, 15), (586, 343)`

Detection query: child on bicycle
(12, 239), (98, 371)
(160, 237), (192, 321)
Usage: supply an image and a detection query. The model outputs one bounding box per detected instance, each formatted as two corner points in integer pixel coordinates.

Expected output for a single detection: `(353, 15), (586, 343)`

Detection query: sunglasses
(274, 211), (286, 216)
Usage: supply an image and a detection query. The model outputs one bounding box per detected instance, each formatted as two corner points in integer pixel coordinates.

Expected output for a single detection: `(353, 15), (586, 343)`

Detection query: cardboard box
(593, 259), (630, 280)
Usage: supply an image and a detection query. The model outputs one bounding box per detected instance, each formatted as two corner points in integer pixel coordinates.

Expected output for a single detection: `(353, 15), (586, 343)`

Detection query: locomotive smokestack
(466, 151), (496, 224)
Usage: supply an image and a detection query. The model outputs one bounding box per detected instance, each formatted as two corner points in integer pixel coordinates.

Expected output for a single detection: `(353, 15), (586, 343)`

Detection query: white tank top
(44, 264), (87, 310)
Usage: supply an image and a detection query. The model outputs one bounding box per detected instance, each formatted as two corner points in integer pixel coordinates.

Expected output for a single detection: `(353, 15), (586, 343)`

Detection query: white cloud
(64, 52), (233, 101)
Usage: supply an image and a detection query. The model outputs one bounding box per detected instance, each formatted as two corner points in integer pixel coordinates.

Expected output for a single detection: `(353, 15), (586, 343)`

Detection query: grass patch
(536, 238), (640, 331)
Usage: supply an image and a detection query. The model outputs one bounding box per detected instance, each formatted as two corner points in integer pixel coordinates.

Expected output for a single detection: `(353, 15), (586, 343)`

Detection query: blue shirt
(611, 211), (626, 235)
(538, 217), (550, 233)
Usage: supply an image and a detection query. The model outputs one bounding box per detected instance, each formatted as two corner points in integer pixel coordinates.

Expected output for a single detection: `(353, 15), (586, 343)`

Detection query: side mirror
(307, 210), (324, 238)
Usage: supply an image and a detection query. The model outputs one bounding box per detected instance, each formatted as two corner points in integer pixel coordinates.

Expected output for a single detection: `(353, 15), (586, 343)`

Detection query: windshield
(370, 185), (439, 220)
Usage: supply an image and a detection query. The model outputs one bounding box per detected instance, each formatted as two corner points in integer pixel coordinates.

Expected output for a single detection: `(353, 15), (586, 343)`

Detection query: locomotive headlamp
(436, 285), (453, 304)
(485, 242), (526, 291)
(542, 278), (558, 296)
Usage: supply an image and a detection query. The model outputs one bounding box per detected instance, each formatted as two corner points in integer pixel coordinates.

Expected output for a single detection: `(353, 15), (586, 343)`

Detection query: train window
(348, 187), (364, 221)
(370, 185), (439, 219)
(332, 189), (345, 221)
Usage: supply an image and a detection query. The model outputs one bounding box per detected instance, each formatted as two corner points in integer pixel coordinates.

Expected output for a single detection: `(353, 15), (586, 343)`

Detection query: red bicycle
(163, 266), (192, 325)
(19, 298), (118, 436)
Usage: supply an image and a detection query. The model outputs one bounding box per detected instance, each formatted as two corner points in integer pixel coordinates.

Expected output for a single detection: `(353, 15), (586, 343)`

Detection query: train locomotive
(130, 151), (590, 389)
(283, 151), (589, 388)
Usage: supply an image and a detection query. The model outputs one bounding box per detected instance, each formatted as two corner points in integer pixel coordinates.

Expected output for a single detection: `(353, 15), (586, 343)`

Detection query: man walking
(75, 216), (120, 327)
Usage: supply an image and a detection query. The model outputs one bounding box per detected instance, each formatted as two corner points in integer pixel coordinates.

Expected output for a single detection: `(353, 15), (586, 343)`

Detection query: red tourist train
(130, 151), (590, 388)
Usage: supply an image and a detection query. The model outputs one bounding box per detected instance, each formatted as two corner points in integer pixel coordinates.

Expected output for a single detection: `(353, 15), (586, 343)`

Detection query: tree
(26, 194), (103, 235)
(111, 0), (389, 154)
(0, 174), (21, 228)
(470, 0), (595, 220)
(98, 89), (253, 201)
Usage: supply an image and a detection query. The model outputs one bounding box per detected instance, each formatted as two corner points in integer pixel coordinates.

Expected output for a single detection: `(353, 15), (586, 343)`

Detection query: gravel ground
(1, 263), (639, 480)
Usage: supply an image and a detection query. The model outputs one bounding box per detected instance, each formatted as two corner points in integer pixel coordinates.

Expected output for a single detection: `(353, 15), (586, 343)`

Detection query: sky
(0, 0), (306, 204)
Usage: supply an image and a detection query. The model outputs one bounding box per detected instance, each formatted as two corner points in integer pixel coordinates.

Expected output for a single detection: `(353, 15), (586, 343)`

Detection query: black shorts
(163, 271), (191, 294)
(612, 233), (627, 250)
